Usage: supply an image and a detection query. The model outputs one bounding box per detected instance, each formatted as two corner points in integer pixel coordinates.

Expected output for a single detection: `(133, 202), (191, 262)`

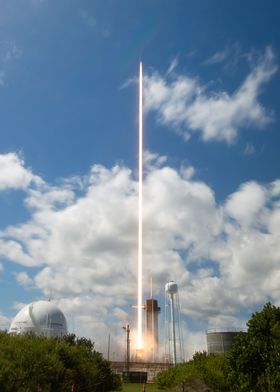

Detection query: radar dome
(9, 300), (67, 338)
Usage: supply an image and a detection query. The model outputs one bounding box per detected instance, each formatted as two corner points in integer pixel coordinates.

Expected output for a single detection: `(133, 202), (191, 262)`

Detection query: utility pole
(123, 324), (130, 371)
(107, 333), (111, 361)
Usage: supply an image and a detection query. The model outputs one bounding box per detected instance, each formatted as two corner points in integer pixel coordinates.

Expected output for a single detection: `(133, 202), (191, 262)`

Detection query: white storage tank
(165, 281), (178, 295)
(9, 300), (67, 338)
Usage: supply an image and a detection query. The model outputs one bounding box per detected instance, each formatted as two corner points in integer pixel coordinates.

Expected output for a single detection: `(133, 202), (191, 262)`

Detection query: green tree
(0, 331), (121, 392)
(228, 302), (280, 391)
(156, 351), (230, 391)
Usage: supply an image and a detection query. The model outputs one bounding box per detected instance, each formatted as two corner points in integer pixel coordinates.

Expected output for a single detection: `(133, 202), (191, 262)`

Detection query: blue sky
(0, 0), (280, 358)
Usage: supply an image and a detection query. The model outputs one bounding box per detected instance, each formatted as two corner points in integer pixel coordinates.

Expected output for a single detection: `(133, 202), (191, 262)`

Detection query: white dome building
(9, 300), (68, 338)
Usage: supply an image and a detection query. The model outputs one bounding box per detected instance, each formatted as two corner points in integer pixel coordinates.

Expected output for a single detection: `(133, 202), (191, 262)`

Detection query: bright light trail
(137, 61), (143, 351)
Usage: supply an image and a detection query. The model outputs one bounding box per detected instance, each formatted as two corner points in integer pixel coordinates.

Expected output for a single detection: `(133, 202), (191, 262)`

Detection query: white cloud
(207, 315), (246, 331)
(144, 47), (277, 144)
(0, 153), (42, 191)
(14, 271), (33, 287)
(184, 329), (207, 359)
(203, 42), (241, 68)
(204, 50), (228, 65)
(180, 164), (195, 180)
(270, 180), (280, 198)
(143, 150), (168, 173)
(167, 57), (178, 75)
(225, 181), (267, 227)
(0, 313), (10, 330)
(2, 152), (280, 358)
(25, 186), (74, 210)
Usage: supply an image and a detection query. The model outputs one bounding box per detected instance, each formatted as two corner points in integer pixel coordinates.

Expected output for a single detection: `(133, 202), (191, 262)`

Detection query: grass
(121, 383), (161, 392)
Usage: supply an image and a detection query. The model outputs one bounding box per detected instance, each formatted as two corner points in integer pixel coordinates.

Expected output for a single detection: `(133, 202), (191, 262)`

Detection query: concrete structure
(111, 361), (171, 383)
(206, 329), (244, 354)
(9, 300), (67, 338)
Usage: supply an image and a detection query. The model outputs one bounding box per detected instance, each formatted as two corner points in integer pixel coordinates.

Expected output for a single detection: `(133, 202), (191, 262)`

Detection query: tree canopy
(156, 351), (230, 391)
(0, 331), (121, 392)
(156, 303), (280, 392)
(228, 302), (280, 391)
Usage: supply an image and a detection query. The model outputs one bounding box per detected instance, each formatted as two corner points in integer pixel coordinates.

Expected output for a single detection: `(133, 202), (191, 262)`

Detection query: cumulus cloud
(14, 271), (33, 287)
(143, 150), (168, 173)
(2, 152), (280, 358)
(0, 239), (40, 267)
(144, 47), (277, 143)
(0, 153), (42, 190)
(225, 181), (267, 227)
(0, 313), (10, 330)
(207, 314), (245, 330)
(184, 329), (207, 359)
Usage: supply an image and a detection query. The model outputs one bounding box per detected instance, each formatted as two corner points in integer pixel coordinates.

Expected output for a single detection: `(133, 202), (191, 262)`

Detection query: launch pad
(111, 361), (172, 383)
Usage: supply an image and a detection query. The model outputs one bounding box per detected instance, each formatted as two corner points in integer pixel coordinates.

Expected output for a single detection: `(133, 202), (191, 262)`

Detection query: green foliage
(156, 303), (280, 392)
(156, 351), (230, 391)
(227, 302), (280, 392)
(0, 331), (122, 392)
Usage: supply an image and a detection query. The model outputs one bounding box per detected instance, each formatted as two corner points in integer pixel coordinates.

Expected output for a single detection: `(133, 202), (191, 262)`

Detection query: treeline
(157, 352), (229, 391)
(156, 302), (280, 392)
(0, 332), (122, 392)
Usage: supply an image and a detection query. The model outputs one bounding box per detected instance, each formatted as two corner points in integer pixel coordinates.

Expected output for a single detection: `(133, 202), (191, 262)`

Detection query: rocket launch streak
(137, 62), (143, 352)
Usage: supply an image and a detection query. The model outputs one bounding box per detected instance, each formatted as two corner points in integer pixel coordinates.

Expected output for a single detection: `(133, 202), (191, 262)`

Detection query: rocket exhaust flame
(137, 62), (143, 351)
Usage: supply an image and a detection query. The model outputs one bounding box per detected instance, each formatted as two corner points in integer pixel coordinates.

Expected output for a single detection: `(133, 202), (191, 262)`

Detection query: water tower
(165, 281), (184, 364)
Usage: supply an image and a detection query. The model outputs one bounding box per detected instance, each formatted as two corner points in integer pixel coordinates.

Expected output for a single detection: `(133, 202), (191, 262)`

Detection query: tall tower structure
(145, 298), (160, 361)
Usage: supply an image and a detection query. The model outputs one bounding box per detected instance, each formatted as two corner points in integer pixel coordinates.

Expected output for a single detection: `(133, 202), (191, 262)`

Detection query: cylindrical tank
(9, 300), (68, 338)
(206, 329), (244, 354)
(165, 281), (178, 294)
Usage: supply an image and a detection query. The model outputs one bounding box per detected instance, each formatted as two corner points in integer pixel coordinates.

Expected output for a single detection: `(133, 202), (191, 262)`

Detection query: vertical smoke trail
(137, 61), (143, 351)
